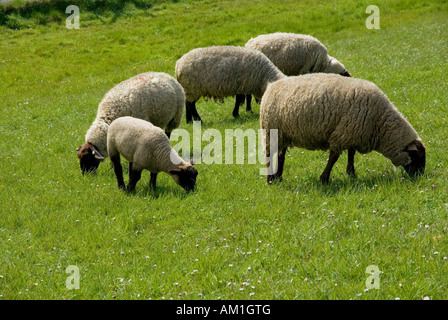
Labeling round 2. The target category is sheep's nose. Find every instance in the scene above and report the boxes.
[81,165,97,175]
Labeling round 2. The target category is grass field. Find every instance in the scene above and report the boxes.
[0,0,447,300]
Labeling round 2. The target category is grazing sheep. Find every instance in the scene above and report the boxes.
[175,45,286,122]
[239,32,351,114]
[107,116,198,192]
[76,72,185,174]
[245,33,350,77]
[260,73,426,184]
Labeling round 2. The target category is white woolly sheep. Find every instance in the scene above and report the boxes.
[260,73,426,184]
[239,32,351,111]
[245,32,350,77]
[76,72,185,174]
[175,45,286,122]
[107,116,198,192]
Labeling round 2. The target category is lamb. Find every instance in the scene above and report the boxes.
[239,32,351,112]
[260,73,426,184]
[107,116,198,192]
[175,45,286,122]
[76,72,185,175]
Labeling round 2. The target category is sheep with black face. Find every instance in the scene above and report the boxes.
[260,73,426,184]
[107,117,198,192]
[76,72,185,174]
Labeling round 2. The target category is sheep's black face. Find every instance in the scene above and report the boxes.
[403,140,426,176]
[179,166,198,191]
[340,70,351,77]
[76,143,105,175]
[170,166,198,191]
[80,155,101,174]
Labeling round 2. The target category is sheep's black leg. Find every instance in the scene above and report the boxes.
[189,100,201,122]
[127,168,142,192]
[273,147,287,181]
[266,150,274,184]
[149,172,158,190]
[165,131,171,139]
[186,101,193,123]
[266,148,277,184]
[320,150,340,184]
[233,95,245,118]
[346,147,356,176]
[111,155,125,190]
[245,94,252,112]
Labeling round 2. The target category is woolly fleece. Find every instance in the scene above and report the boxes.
[175,45,286,102]
[245,33,347,76]
[85,72,185,157]
[260,73,420,167]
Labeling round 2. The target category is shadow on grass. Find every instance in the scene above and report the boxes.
[122,181,196,200]
[269,170,426,197]
[220,110,260,126]
[196,109,260,129]
[313,174,398,196]
[102,162,195,200]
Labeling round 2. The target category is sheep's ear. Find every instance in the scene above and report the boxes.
[76,146,81,152]
[407,142,418,152]
[190,158,196,166]
[89,143,105,161]
[92,150,105,161]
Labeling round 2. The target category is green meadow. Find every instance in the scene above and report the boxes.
[0,0,447,300]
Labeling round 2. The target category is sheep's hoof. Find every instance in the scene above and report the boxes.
[126,185,136,193]
[319,176,330,185]
[347,171,357,178]
[267,175,282,184]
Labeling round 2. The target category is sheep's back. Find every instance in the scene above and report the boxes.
[96,72,183,129]
[261,73,394,152]
[107,117,170,170]
[245,33,328,76]
[175,46,284,101]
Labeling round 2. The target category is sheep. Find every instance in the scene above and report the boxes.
[175,45,286,123]
[76,72,185,175]
[239,32,351,114]
[260,73,426,184]
[245,32,350,77]
[107,116,198,192]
